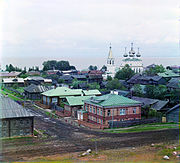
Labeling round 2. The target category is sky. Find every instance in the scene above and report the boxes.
[0,0,180,70]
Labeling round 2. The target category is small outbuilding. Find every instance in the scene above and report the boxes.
[0,95,35,137]
[166,104,179,123]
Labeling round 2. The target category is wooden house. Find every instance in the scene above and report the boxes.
[41,87,83,108]
[127,74,167,86]
[0,95,35,137]
[24,84,52,100]
[166,104,179,123]
[63,96,92,118]
[2,78,25,87]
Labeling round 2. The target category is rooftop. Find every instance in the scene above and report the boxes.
[42,87,82,97]
[131,96,168,111]
[3,78,24,83]
[158,70,180,78]
[122,58,142,62]
[65,96,92,106]
[24,84,52,93]
[83,89,101,96]
[0,95,35,119]
[85,94,141,107]
[167,78,180,89]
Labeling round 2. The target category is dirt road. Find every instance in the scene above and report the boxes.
[2,106,179,162]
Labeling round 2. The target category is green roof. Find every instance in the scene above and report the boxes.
[65,96,93,106]
[158,70,180,78]
[83,89,101,96]
[42,87,82,97]
[122,58,142,62]
[85,94,141,107]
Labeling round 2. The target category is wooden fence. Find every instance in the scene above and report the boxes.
[108,118,162,128]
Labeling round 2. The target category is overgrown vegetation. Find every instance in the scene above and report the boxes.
[115,64,135,80]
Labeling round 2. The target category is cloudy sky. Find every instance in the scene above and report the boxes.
[0,0,179,69]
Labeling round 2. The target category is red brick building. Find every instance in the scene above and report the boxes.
[78,94,141,129]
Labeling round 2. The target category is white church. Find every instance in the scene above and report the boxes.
[104,43,144,78]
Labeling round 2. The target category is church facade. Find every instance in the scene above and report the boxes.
[105,43,144,78]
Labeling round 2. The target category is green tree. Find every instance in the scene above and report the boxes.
[88,65,98,71]
[88,82,100,89]
[101,65,107,71]
[42,60,75,71]
[115,64,135,80]
[145,64,165,75]
[107,75,112,81]
[106,78,126,90]
[145,85,167,100]
[12,83,18,89]
[6,64,16,72]
[58,79,64,84]
[133,84,143,97]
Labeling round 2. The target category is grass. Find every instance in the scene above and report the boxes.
[16,87,25,93]
[1,136,33,141]
[104,123,179,133]
[1,90,24,101]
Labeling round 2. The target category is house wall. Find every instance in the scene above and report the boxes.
[64,104,82,118]
[84,103,141,125]
[0,117,34,137]
[166,108,179,123]
[25,91,41,100]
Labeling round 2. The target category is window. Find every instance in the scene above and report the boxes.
[107,110,111,116]
[101,119,103,124]
[85,105,88,111]
[97,118,99,123]
[90,106,92,112]
[100,109,103,116]
[120,109,126,115]
[93,107,96,114]
[133,108,136,114]
[97,108,99,115]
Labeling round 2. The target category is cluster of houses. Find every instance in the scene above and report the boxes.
[0,64,179,137]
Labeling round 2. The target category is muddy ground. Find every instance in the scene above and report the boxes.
[1,106,179,162]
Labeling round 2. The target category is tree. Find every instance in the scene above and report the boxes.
[58,79,64,84]
[133,84,143,97]
[88,65,94,71]
[106,78,126,90]
[145,85,167,100]
[144,64,165,75]
[107,75,112,81]
[88,65,98,71]
[115,64,135,80]
[42,60,76,71]
[43,60,57,71]
[72,79,79,89]
[35,66,39,71]
[23,67,27,73]
[6,64,16,72]
[101,65,107,72]
[12,83,18,89]
[88,82,100,89]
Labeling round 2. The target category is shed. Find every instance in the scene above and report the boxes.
[166,104,179,123]
[0,95,35,137]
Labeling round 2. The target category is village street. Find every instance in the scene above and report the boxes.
[2,105,179,162]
